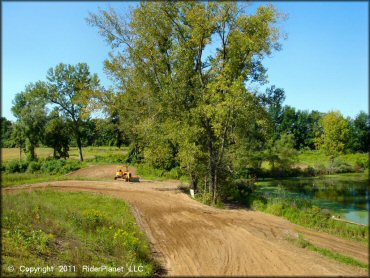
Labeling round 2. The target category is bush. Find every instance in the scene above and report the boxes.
[303,166,316,177]
[329,160,355,174]
[6,160,20,173]
[40,159,66,174]
[6,160,29,173]
[27,161,41,173]
[354,156,368,171]
[61,160,81,173]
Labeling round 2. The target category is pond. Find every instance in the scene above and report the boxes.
[255,173,369,225]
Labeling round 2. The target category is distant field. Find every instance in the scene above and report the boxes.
[297,151,368,167]
[1,147,128,162]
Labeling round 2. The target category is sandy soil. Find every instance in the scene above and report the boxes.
[4,166,368,276]
[67,164,137,179]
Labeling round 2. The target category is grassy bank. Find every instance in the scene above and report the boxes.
[250,194,368,244]
[2,190,157,277]
[297,150,368,168]
[287,234,368,269]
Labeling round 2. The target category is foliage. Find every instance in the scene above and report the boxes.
[268,133,298,170]
[315,111,350,160]
[42,63,101,161]
[0,117,13,148]
[259,85,285,141]
[2,190,156,276]
[88,2,285,204]
[43,109,71,159]
[277,107,323,150]
[348,111,370,153]
[4,159,82,175]
[5,160,29,173]
[136,163,182,180]
[251,194,368,244]
[11,82,48,160]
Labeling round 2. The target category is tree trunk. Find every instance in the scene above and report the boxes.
[77,135,84,161]
[212,169,218,205]
[29,144,36,161]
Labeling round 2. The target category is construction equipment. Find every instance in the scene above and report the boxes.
[114,165,133,181]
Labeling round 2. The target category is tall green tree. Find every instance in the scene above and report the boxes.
[43,109,70,159]
[10,122,26,160]
[315,111,350,160]
[348,111,369,153]
[0,117,13,148]
[88,2,284,203]
[259,85,285,140]
[43,63,101,161]
[269,133,298,170]
[11,82,48,160]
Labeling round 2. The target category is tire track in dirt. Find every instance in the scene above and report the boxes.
[3,166,368,276]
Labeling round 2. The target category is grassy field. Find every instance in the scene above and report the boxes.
[297,150,368,167]
[2,190,157,277]
[1,147,128,162]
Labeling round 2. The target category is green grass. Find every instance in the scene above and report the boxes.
[251,195,368,244]
[2,190,157,277]
[1,172,112,187]
[297,150,368,168]
[288,234,368,269]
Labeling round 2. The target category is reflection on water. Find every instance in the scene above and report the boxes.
[255,174,369,225]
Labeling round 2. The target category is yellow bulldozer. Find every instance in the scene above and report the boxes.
[114,165,138,182]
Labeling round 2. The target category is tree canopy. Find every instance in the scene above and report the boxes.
[42,63,101,161]
[88,2,285,203]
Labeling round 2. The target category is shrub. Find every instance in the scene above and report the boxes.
[329,160,355,174]
[314,163,328,175]
[303,166,316,177]
[27,161,41,173]
[6,160,29,173]
[6,160,20,173]
[61,160,81,173]
[40,159,66,174]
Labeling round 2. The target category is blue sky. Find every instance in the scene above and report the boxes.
[2,1,368,121]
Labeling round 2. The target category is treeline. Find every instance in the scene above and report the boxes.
[2,2,369,204]
[1,116,126,151]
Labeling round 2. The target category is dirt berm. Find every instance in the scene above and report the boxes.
[4,166,368,276]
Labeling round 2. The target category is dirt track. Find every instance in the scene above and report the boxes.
[4,165,368,276]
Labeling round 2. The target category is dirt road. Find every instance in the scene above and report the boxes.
[4,166,368,276]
